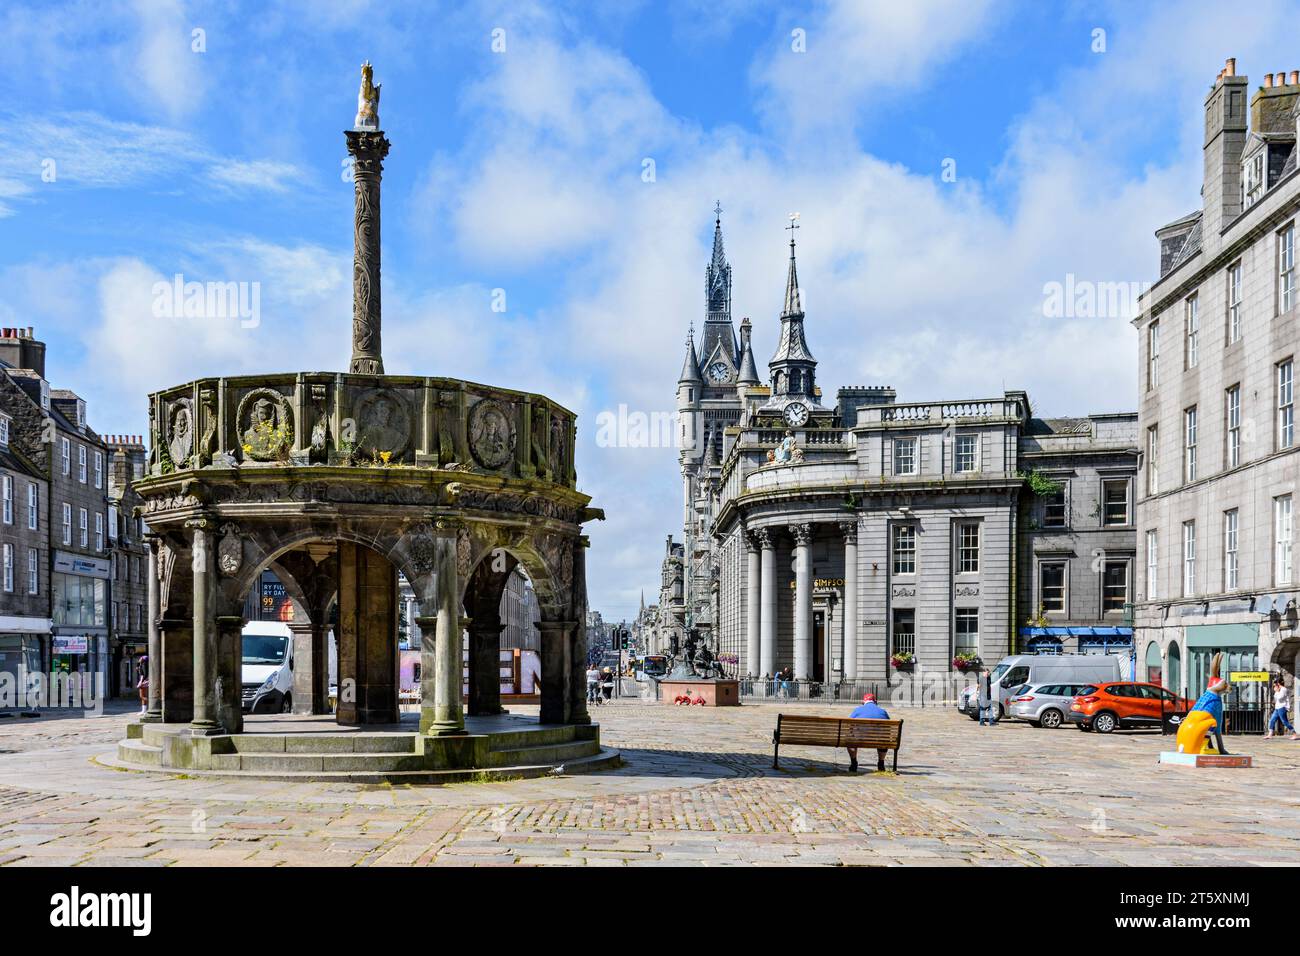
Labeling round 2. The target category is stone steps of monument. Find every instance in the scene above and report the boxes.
[222,734,420,755]
[486,739,602,767]
[101,746,621,784]
[117,739,163,767]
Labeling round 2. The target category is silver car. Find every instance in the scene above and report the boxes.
[1007,682,1091,729]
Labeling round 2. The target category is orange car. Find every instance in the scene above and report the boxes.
[1067,682,1197,734]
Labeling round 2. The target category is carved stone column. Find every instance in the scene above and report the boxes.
[841,521,858,682]
[426,525,465,735]
[758,528,776,677]
[142,536,163,722]
[537,620,575,725]
[467,619,506,716]
[344,128,391,375]
[188,520,220,734]
[568,537,591,725]
[214,614,245,733]
[289,620,330,715]
[745,531,761,678]
[791,522,813,680]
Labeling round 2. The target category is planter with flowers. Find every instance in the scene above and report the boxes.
[952,652,982,672]
[890,652,915,671]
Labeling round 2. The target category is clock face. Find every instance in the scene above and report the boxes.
[784,402,809,427]
[707,361,731,383]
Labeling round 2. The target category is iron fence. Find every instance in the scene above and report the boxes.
[737,675,976,707]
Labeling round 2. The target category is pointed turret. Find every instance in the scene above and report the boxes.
[737,317,760,385]
[699,202,739,381]
[678,328,703,384]
[768,217,819,403]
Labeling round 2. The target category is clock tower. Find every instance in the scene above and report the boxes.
[698,202,739,385]
[761,216,826,428]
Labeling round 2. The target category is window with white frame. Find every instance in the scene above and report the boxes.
[1227,260,1243,344]
[1279,359,1295,450]
[27,547,37,595]
[1184,406,1198,482]
[61,503,71,545]
[1245,150,1265,208]
[1043,486,1067,528]
[1224,509,1239,591]
[1102,479,1130,526]
[1,475,10,524]
[1147,321,1160,390]
[891,608,915,657]
[1276,495,1294,587]
[1102,560,1129,612]
[1281,223,1296,314]
[1039,563,1066,613]
[95,512,103,553]
[60,438,69,476]
[1184,294,1199,368]
[955,434,977,473]
[108,505,118,541]
[94,450,102,489]
[1146,426,1159,495]
[0,416,9,447]
[954,608,979,656]
[79,507,87,548]
[1146,530,1158,601]
[956,523,980,574]
[27,483,36,530]
[2,544,11,592]
[78,445,86,483]
[893,437,918,476]
[892,524,916,575]
[1183,520,1197,597]
[1226,384,1241,468]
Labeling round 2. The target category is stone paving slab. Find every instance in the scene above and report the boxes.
[3,700,1300,865]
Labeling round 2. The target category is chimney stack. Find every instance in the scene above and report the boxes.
[1203,58,1249,248]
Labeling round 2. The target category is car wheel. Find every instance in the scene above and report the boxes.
[1039,708,1063,729]
[1092,711,1117,734]
[281,693,293,714]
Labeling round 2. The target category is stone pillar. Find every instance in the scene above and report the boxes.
[537,620,575,725]
[427,528,465,735]
[841,521,858,681]
[159,618,192,723]
[142,537,163,722]
[289,621,330,715]
[568,538,591,725]
[214,614,244,733]
[188,521,221,734]
[467,620,505,716]
[416,614,438,731]
[791,522,813,680]
[758,529,776,677]
[344,128,391,375]
[745,531,761,678]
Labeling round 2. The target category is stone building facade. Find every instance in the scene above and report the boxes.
[671,214,1138,684]
[1133,59,1300,699]
[106,435,148,697]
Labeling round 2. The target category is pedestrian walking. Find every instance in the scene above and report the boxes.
[586,663,601,705]
[135,655,149,715]
[846,693,891,772]
[977,667,998,726]
[1265,678,1298,739]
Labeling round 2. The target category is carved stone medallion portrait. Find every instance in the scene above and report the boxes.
[236,388,294,462]
[353,388,412,457]
[468,399,516,470]
[167,400,194,468]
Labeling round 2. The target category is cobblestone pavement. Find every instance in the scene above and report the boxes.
[2,699,1300,866]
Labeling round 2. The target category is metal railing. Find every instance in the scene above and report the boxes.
[738,676,973,706]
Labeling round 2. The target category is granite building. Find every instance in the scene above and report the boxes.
[106,435,148,697]
[672,213,1138,684]
[1133,58,1300,697]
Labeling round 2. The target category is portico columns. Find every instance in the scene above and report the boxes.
[188,520,221,735]
[142,536,162,722]
[841,521,858,681]
[758,529,776,677]
[791,523,813,680]
[427,526,465,735]
[745,531,761,677]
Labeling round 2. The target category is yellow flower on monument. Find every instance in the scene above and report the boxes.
[380,451,392,464]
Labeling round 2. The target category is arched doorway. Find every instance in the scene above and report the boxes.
[1167,640,1182,697]
[1145,641,1162,685]
[462,550,543,717]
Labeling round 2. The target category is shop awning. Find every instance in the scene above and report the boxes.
[1019,626,1133,637]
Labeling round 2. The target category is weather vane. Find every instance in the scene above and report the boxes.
[786,212,800,245]
[714,199,722,220]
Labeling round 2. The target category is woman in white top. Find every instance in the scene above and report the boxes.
[1265,679,1298,739]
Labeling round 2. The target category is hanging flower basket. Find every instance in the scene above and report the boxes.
[952,653,982,672]
[890,652,915,670]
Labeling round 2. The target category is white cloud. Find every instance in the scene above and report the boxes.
[205,159,307,195]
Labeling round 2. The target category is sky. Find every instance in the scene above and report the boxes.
[2,0,1299,622]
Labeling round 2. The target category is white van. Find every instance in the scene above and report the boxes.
[241,621,294,714]
[959,654,1122,720]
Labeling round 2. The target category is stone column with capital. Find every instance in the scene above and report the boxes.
[537,620,575,724]
[841,521,859,681]
[568,537,592,724]
[745,531,761,677]
[188,520,220,734]
[344,128,391,375]
[467,619,506,716]
[214,614,245,733]
[426,526,465,735]
[758,528,776,677]
[142,537,163,722]
[791,523,813,680]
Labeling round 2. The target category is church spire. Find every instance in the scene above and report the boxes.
[705,200,732,319]
[768,215,818,402]
[781,213,803,318]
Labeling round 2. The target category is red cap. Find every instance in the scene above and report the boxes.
[862,693,876,703]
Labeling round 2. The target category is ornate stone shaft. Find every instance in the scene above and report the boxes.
[345,128,390,375]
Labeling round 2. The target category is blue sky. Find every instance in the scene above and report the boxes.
[2,0,1298,620]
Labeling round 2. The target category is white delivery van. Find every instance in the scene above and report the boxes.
[960,654,1122,720]
[241,621,294,714]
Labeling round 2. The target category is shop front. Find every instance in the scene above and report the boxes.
[0,616,49,710]
[1186,622,1263,733]
[50,551,110,695]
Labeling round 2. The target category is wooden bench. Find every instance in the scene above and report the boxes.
[772,714,904,772]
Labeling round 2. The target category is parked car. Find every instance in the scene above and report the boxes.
[1066,682,1196,734]
[958,655,1123,721]
[1007,683,1096,728]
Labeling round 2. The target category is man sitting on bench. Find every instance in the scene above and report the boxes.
[846,693,890,772]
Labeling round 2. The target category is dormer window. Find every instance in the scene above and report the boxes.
[0,415,9,447]
[1243,149,1265,209]
[75,398,86,432]
[39,381,49,410]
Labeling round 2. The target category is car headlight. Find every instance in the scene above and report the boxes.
[259,671,279,693]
